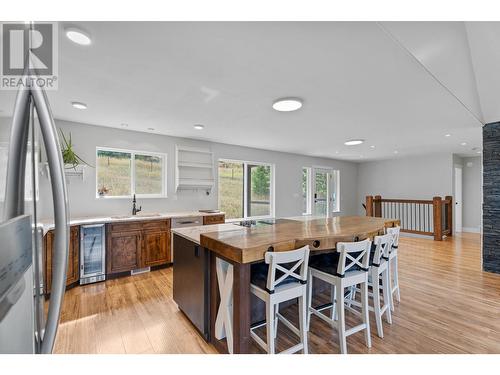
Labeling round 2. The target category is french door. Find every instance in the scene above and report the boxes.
[312,168,337,217]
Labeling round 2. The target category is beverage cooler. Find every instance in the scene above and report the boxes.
[80,224,106,285]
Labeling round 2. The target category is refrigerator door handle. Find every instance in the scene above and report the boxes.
[31,86,70,354]
[3,87,30,221]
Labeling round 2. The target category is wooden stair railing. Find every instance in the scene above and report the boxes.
[365,195,453,241]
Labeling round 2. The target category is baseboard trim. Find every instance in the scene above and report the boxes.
[462,227,481,233]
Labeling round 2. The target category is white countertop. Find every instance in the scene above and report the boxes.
[171,223,245,245]
[40,211,224,235]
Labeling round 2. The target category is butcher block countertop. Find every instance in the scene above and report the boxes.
[199,216,400,264]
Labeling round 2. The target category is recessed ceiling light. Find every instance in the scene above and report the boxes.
[344,139,364,146]
[65,27,92,45]
[194,124,205,130]
[460,142,467,146]
[394,150,399,154]
[370,145,375,149]
[71,101,87,110]
[272,98,303,112]
[476,151,481,154]
[445,134,451,137]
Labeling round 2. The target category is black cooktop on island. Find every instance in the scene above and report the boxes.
[234,218,295,227]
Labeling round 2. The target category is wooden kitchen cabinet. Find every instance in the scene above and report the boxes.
[203,214,225,225]
[143,229,171,266]
[44,226,80,293]
[106,219,172,274]
[106,228,143,274]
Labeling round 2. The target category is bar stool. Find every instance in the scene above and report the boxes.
[347,233,393,338]
[386,226,401,311]
[307,239,372,354]
[250,245,310,354]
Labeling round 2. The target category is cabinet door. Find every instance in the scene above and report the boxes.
[66,226,80,285]
[107,230,142,274]
[44,226,80,293]
[142,230,171,267]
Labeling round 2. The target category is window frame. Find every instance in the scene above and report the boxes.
[218,158,275,221]
[95,146,167,199]
[302,167,312,215]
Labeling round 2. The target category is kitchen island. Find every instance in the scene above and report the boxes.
[172,215,399,354]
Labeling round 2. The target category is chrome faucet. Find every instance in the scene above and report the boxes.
[132,194,142,215]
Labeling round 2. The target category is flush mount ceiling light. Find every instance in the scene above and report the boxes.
[445,134,451,137]
[71,101,87,110]
[460,142,467,146]
[272,98,303,112]
[65,27,92,45]
[344,139,364,146]
[194,124,205,130]
[370,145,376,149]
[476,151,482,154]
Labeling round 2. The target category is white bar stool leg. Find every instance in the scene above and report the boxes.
[266,298,275,354]
[215,258,234,353]
[382,269,392,324]
[360,279,372,348]
[387,260,395,312]
[393,257,401,303]
[274,303,279,339]
[298,294,308,354]
[371,268,384,338]
[306,270,313,331]
[335,282,347,354]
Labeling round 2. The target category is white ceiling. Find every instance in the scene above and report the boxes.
[0,21,492,161]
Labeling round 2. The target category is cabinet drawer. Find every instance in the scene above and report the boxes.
[203,214,225,225]
[109,221,142,232]
[142,219,171,231]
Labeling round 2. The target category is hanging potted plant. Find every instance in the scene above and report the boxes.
[59,129,93,170]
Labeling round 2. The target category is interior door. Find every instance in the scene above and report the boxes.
[313,168,334,217]
[455,167,463,233]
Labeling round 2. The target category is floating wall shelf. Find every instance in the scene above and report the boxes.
[175,145,214,191]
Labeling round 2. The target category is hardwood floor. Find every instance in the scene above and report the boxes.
[53,232,500,354]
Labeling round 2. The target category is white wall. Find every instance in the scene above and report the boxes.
[36,120,359,220]
[462,156,482,232]
[357,153,454,214]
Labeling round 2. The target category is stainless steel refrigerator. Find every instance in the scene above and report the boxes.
[0,78,69,352]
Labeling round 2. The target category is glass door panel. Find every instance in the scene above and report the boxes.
[247,164,271,217]
[313,170,329,216]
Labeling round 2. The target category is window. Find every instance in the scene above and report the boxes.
[218,159,274,220]
[302,167,340,216]
[96,147,166,198]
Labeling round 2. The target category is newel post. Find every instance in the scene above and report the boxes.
[433,196,443,241]
[366,196,374,216]
[445,195,453,237]
[374,195,382,217]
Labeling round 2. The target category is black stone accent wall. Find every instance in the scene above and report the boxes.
[483,121,500,273]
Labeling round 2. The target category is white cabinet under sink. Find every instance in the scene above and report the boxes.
[175,145,214,191]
